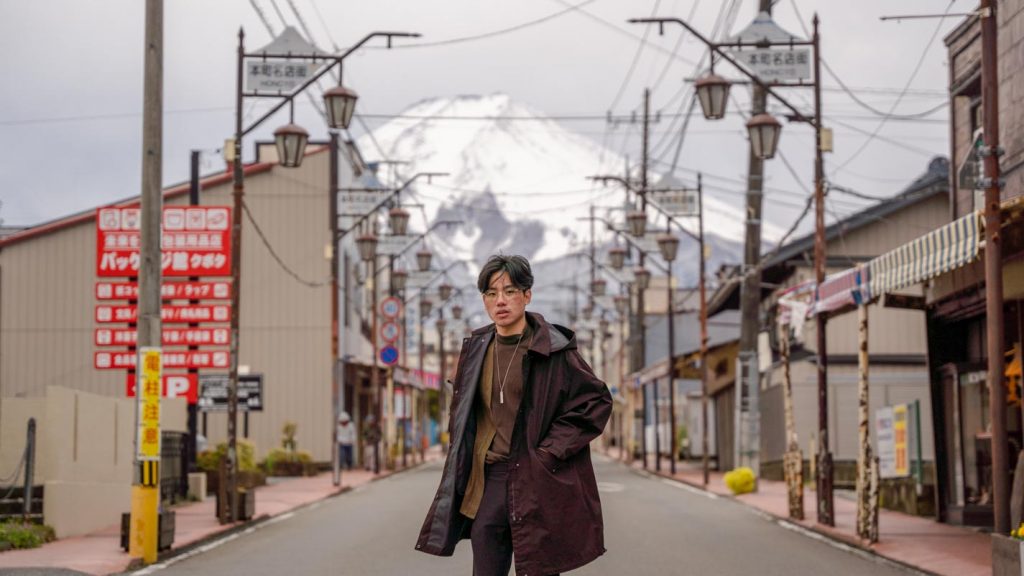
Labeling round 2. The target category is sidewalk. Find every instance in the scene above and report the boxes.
[0,447,443,575]
[601,446,990,576]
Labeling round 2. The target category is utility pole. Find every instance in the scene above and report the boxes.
[811,14,834,527]
[130,0,162,564]
[329,134,341,486]
[980,0,1009,535]
[737,0,772,481]
[638,88,651,469]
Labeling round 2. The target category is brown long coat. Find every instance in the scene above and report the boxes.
[415,312,612,575]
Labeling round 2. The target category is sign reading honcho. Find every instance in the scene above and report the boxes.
[96,206,232,277]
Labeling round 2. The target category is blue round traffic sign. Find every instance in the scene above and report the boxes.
[379,345,399,366]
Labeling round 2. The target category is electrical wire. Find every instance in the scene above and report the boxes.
[242,199,330,288]
[607,0,662,112]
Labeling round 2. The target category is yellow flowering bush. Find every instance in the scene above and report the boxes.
[724,467,757,495]
[1012,523,1024,540]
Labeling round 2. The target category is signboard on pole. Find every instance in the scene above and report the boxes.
[96,206,232,277]
[197,374,264,412]
[95,281,231,301]
[245,60,321,93]
[339,190,390,216]
[96,350,230,370]
[127,373,199,404]
[649,189,699,217]
[380,296,402,319]
[379,345,399,366]
[377,235,412,256]
[876,403,913,479]
[96,327,230,347]
[727,48,811,82]
[95,304,231,324]
[381,321,400,343]
[136,348,162,461]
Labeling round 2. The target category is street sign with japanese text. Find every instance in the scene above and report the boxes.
[96,206,232,277]
[95,350,230,370]
[95,281,231,301]
[339,190,390,216]
[377,235,413,256]
[136,348,161,461]
[95,327,230,347]
[245,60,321,94]
[95,304,231,324]
[127,373,198,404]
[649,190,699,217]
[727,48,811,82]
[197,374,264,412]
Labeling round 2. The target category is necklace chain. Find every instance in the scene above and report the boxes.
[495,331,525,405]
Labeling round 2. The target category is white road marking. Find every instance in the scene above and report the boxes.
[597,482,625,493]
[660,478,719,500]
[776,518,928,575]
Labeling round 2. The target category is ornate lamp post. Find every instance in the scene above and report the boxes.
[225,28,418,522]
[630,12,832,523]
[658,233,680,474]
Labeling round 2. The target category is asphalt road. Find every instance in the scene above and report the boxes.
[134,453,919,576]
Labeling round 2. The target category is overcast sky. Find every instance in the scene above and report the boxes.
[0,0,970,235]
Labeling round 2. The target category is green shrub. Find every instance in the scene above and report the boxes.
[196,439,257,473]
[0,521,55,549]
[724,467,757,495]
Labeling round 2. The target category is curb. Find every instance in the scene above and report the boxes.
[119,455,441,575]
[601,451,936,576]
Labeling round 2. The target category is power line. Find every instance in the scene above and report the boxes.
[242,199,330,288]
[606,0,662,111]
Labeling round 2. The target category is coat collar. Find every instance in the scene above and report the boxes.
[470,311,575,357]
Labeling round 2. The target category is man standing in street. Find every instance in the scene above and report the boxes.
[416,254,612,575]
[337,411,355,471]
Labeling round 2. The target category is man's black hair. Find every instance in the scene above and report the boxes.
[477,254,534,293]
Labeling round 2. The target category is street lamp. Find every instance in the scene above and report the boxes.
[420,298,433,318]
[633,267,651,291]
[389,207,410,236]
[694,73,731,120]
[273,123,309,168]
[438,283,453,302]
[627,211,647,238]
[591,279,607,297]
[451,304,463,320]
[657,234,680,263]
[391,269,408,293]
[608,246,627,270]
[323,85,358,130]
[356,233,378,262]
[416,249,433,272]
[746,113,782,160]
[632,10,837,524]
[582,304,594,321]
[614,295,629,316]
[226,28,420,520]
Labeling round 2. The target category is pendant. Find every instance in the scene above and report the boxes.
[500,390,505,405]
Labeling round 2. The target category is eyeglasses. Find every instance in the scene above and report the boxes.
[483,287,524,301]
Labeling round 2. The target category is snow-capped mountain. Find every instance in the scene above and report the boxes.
[357,94,779,323]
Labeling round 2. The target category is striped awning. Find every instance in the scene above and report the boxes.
[868,212,982,297]
[814,265,869,316]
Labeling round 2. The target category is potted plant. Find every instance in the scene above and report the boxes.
[993,524,1024,576]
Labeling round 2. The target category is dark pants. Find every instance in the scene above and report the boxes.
[470,462,559,576]
[337,444,353,470]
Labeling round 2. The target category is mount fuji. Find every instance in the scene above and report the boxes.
[357,94,781,322]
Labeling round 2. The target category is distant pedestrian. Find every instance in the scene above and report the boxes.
[336,412,355,471]
[364,413,382,474]
[416,254,612,576]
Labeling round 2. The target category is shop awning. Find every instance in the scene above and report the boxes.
[814,265,870,316]
[868,211,982,297]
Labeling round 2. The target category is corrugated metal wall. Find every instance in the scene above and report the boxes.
[0,147,354,463]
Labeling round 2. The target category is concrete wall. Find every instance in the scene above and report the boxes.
[0,387,186,538]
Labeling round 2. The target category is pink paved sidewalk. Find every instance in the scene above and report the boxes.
[600,446,990,576]
[0,448,442,575]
